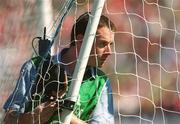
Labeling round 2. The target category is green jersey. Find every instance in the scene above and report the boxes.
[47,66,107,123]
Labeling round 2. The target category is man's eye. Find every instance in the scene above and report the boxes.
[110,42,113,46]
[98,42,106,48]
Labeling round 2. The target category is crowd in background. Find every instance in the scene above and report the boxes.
[1,0,180,123]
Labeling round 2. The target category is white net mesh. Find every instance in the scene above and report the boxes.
[1,0,180,123]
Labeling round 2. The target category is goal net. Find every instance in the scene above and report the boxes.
[1,0,180,124]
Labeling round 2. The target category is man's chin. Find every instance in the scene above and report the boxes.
[98,64,103,68]
[98,61,105,68]
[88,59,105,68]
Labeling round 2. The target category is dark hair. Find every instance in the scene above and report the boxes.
[70,12,116,46]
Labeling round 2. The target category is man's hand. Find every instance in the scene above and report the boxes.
[4,101,58,124]
[31,101,57,124]
[70,114,88,124]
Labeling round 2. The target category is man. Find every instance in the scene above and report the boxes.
[3,12,116,124]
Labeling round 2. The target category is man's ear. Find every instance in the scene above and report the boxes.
[76,34,83,48]
[76,34,83,42]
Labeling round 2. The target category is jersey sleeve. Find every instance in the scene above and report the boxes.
[3,60,37,113]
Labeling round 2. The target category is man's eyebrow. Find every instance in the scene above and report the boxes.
[95,38,108,42]
[95,34,102,37]
[95,35,107,40]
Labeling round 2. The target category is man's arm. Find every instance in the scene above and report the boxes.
[3,60,37,124]
[70,114,88,124]
[3,60,86,124]
[4,104,88,124]
[3,60,36,113]
[4,102,57,124]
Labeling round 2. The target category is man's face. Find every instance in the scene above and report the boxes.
[88,26,114,67]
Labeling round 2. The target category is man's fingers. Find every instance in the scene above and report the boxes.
[43,101,57,108]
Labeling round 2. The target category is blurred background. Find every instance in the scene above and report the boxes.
[1,0,180,123]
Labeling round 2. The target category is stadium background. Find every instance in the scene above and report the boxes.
[1,0,180,123]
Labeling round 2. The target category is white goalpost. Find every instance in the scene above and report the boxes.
[60,0,106,123]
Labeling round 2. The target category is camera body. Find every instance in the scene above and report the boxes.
[32,60,67,102]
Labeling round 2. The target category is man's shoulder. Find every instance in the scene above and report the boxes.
[31,56,42,68]
[19,56,43,72]
[31,55,52,68]
[92,67,107,79]
[96,67,106,76]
